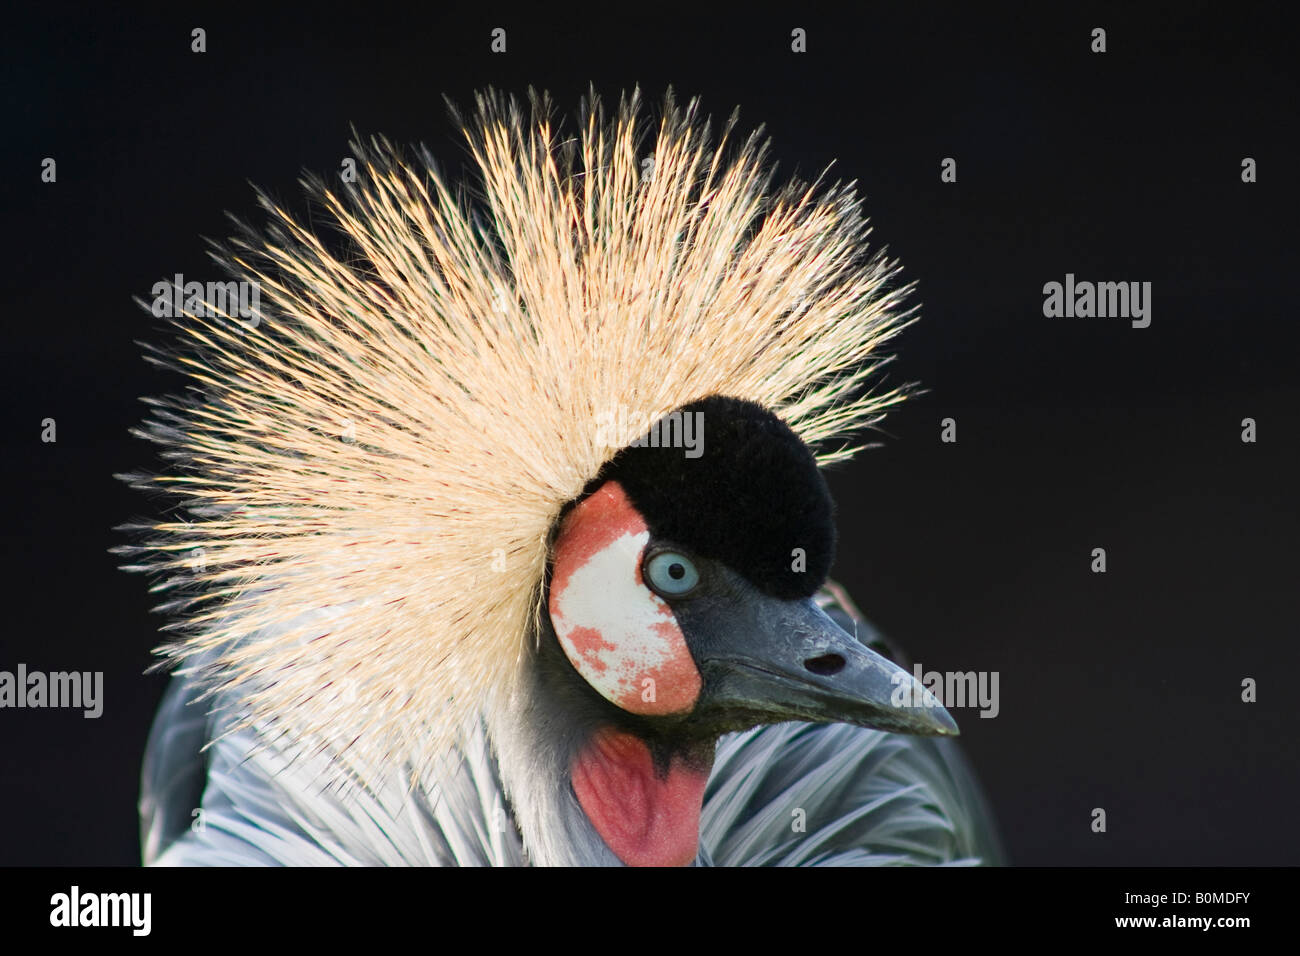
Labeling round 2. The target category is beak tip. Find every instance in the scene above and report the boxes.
[935,706,960,736]
[909,702,959,737]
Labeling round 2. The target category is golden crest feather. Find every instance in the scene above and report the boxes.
[119,86,916,777]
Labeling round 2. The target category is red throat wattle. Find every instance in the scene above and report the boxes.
[571,728,713,867]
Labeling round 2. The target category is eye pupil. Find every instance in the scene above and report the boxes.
[668,563,685,580]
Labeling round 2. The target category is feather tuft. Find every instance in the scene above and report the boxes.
[122,86,916,781]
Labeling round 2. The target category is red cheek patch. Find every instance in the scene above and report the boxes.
[564,627,613,673]
[550,481,701,715]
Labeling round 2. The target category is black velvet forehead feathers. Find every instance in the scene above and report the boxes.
[590,395,836,599]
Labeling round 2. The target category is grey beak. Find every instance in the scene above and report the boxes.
[683,584,957,737]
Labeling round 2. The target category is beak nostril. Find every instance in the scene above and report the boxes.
[803,653,845,676]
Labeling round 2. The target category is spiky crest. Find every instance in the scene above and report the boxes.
[117,86,916,781]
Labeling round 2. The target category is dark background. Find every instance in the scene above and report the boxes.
[2,3,1295,866]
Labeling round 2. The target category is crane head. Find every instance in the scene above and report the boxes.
[544,394,955,865]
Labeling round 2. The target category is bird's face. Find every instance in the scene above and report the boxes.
[544,395,954,866]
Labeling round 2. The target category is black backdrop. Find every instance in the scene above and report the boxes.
[2,3,1295,866]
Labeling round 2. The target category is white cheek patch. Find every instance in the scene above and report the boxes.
[549,483,701,715]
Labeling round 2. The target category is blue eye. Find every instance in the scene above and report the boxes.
[644,551,699,597]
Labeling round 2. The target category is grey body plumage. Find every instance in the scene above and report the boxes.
[142,588,1001,867]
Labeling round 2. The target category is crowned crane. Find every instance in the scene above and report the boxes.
[120,88,1002,867]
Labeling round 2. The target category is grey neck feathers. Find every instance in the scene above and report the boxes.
[483,620,625,867]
